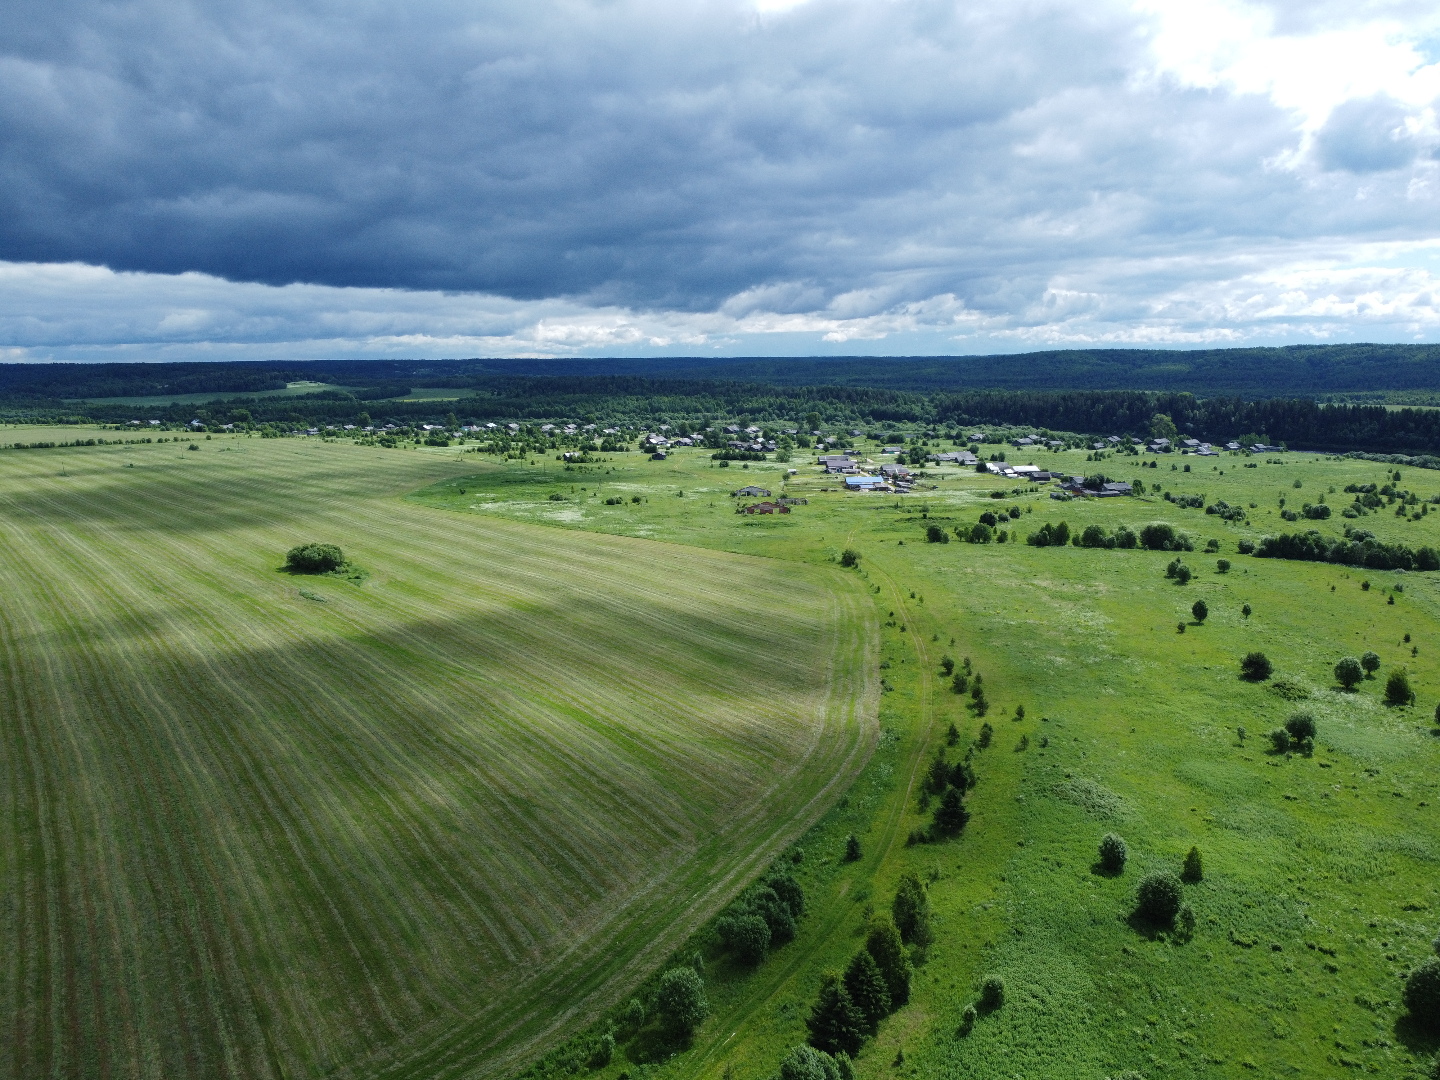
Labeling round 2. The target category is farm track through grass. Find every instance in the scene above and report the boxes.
[0,434,877,1080]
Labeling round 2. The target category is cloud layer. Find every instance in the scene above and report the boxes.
[1,0,1438,358]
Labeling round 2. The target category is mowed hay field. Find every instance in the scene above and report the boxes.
[0,432,876,1079]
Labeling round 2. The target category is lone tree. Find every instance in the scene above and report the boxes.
[1240,652,1273,681]
[1135,872,1185,926]
[1386,667,1415,706]
[1192,599,1208,623]
[1335,656,1364,690]
[285,543,344,573]
[932,787,970,838]
[843,949,892,1033]
[1098,833,1128,875]
[1403,957,1440,1033]
[979,975,1006,1012]
[839,549,860,568]
[1181,846,1203,883]
[1361,651,1381,678]
[864,916,911,1007]
[892,873,932,946]
[655,966,709,1038]
[806,973,864,1057]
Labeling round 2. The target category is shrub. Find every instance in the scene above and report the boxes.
[589,1033,615,1067]
[1285,711,1317,742]
[1135,872,1184,925]
[1403,957,1440,1032]
[1192,599,1208,623]
[1237,538,1256,554]
[621,997,645,1030]
[1175,564,1192,584]
[951,672,968,694]
[1334,656,1363,690]
[839,549,860,568]
[892,873,931,945]
[1240,652,1273,681]
[1242,603,1252,618]
[1027,521,1069,547]
[285,543,344,573]
[1079,524,1108,548]
[940,655,955,675]
[718,912,771,965]
[1115,525,1137,549]
[979,975,1006,1011]
[978,511,999,528]
[1269,728,1291,754]
[655,966,709,1038]
[1176,903,1196,940]
[977,722,993,748]
[1217,558,1230,573]
[957,1004,978,1036]
[968,523,993,544]
[780,1044,844,1080]
[1386,667,1415,706]
[1181,846,1203,883]
[1099,833,1128,875]
[845,833,862,862]
[925,524,949,544]
[1361,650,1381,677]
[1140,522,1193,551]
[865,916,911,1006]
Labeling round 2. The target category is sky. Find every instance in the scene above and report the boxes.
[2,0,1439,362]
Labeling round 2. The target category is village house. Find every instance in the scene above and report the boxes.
[733,485,772,498]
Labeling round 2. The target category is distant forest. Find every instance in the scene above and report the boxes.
[8,344,1440,454]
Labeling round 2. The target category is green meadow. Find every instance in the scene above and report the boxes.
[3,427,1439,1079]
[414,440,1440,1079]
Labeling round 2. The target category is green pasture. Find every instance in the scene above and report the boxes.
[6,428,1440,1080]
[0,429,875,1080]
[417,443,1440,1079]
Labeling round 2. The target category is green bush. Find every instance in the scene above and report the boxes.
[925,524,949,544]
[843,949,892,1032]
[1192,599,1208,623]
[864,916,911,1006]
[719,912,771,965]
[1135,872,1184,925]
[1240,652,1273,681]
[588,1033,615,1067]
[977,722,993,748]
[285,543,344,573]
[1217,558,1230,572]
[1269,728,1291,754]
[979,975,1005,1011]
[1403,957,1440,1032]
[1099,833,1128,875]
[892,873,931,945]
[779,1043,844,1080]
[839,549,860,568]
[655,966,709,1038]
[1177,902,1196,940]
[1361,650,1381,677]
[1386,667,1415,706]
[931,787,969,838]
[957,1003,978,1036]
[844,833,861,862]
[1335,656,1363,690]
[1285,711,1317,742]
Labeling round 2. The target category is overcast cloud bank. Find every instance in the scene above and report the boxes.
[2,0,1438,360]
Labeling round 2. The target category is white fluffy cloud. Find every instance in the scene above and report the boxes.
[0,0,1437,359]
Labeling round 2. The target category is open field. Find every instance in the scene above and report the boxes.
[0,430,876,1079]
[415,443,1440,1079]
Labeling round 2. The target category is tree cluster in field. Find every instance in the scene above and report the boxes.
[284,543,345,574]
[1268,710,1317,755]
[945,656,990,718]
[1097,833,1203,938]
[1331,653,1416,704]
[803,879,923,1060]
[715,871,806,966]
[1253,527,1440,571]
[1204,499,1248,522]
[1026,520,1194,552]
[910,743,974,845]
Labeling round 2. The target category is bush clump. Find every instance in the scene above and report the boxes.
[655,966,709,1038]
[1335,656,1363,690]
[1403,957,1440,1032]
[1140,522,1194,551]
[979,975,1006,1012]
[1386,667,1415,706]
[1240,652,1273,681]
[779,1044,848,1080]
[285,543,345,573]
[1098,833,1128,875]
[839,549,860,568]
[1285,711,1317,748]
[1135,871,1185,926]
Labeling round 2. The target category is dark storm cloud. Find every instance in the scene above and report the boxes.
[0,0,1437,333]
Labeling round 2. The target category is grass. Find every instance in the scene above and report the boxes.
[8,429,1440,1079]
[414,442,1440,1079]
[0,430,875,1079]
